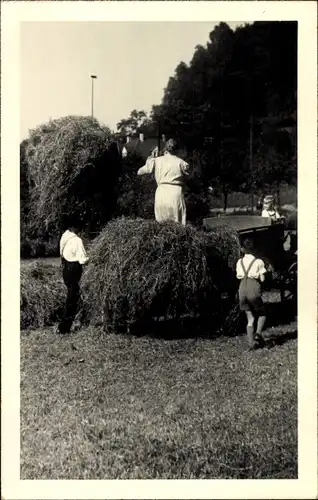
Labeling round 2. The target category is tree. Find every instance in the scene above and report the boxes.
[207,136,248,211]
[252,129,296,204]
[116,21,297,218]
[116,109,148,137]
[152,21,297,209]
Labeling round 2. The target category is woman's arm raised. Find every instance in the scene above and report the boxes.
[137,158,155,176]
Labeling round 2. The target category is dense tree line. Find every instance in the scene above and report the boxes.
[119,21,297,210]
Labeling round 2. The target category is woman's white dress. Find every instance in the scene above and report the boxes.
[137,153,190,225]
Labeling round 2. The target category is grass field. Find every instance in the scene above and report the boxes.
[21,256,61,267]
[210,185,297,210]
[21,290,297,479]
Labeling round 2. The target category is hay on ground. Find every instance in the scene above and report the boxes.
[21,262,65,330]
[81,218,241,335]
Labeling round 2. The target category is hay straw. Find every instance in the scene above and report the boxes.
[21,261,65,330]
[23,115,119,238]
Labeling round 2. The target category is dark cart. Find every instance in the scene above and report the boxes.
[203,215,297,303]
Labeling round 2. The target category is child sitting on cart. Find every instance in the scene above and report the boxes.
[236,237,267,350]
[261,195,284,223]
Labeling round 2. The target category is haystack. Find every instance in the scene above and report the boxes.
[81,218,241,335]
[22,115,121,240]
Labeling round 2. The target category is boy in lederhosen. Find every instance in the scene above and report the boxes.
[57,216,89,334]
[236,238,267,350]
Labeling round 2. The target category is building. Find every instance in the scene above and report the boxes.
[121,133,167,161]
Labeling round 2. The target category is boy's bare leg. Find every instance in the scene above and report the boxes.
[245,311,255,347]
[254,315,266,347]
[256,315,266,336]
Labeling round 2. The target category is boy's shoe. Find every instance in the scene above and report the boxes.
[254,334,265,348]
[247,342,259,352]
[246,335,265,351]
[71,322,81,333]
[55,324,70,335]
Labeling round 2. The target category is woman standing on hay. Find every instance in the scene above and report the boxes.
[137,138,190,225]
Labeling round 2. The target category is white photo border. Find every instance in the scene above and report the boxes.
[1,1,317,499]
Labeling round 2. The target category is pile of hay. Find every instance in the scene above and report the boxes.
[22,115,121,240]
[82,218,241,335]
[21,262,65,330]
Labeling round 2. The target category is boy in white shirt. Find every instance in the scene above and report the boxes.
[236,238,267,350]
[57,216,89,334]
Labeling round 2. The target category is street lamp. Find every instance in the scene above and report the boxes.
[90,74,97,117]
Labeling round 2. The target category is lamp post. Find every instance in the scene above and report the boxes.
[90,74,97,117]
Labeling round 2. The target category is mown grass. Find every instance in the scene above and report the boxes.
[21,312,297,479]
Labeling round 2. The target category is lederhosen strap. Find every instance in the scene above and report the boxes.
[240,257,257,281]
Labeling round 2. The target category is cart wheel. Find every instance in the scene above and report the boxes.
[281,261,297,302]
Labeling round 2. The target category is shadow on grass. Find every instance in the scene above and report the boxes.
[80,291,297,344]
[103,296,297,342]
[266,300,297,328]
[265,329,298,349]
[119,316,224,341]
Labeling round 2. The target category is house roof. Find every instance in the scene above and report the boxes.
[123,137,166,160]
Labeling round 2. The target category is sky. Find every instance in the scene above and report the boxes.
[20,21,243,140]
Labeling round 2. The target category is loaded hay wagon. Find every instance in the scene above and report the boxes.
[203,214,297,304]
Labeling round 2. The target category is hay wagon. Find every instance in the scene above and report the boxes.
[203,214,297,303]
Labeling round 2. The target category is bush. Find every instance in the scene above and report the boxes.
[184,182,211,226]
[21,240,32,259]
[20,235,59,259]
[21,115,121,241]
[21,262,65,330]
[116,153,156,219]
[81,218,241,335]
[183,150,212,225]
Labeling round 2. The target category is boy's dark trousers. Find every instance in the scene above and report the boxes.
[58,258,83,334]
